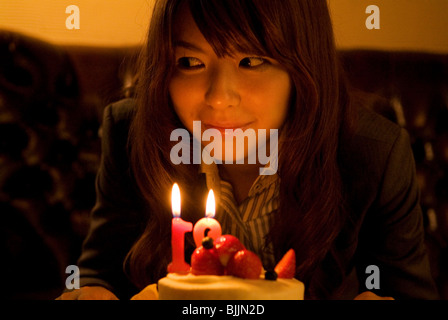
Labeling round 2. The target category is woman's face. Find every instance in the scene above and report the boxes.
[169,8,292,162]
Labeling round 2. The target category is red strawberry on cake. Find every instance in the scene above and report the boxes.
[274,249,296,278]
[191,235,224,276]
[214,235,246,267]
[226,249,263,279]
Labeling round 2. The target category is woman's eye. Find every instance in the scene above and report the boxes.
[177,57,204,70]
[239,57,268,69]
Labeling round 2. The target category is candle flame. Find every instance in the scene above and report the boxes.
[172,183,181,217]
[206,189,215,218]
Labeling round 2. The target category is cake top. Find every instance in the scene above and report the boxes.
[159,272,305,300]
[188,232,296,281]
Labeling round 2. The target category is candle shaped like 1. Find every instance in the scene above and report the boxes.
[168,183,192,274]
[193,189,222,247]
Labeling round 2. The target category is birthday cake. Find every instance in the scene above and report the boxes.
[157,234,304,300]
[158,273,304,300]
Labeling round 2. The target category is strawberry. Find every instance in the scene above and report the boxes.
[226,250,262,279]
[274,249,296,278]
[191,241,224,276]
[214,235,246,267]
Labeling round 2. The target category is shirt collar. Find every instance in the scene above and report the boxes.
[200,161,279,201]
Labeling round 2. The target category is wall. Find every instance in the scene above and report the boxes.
[0,0,447,52]
[328,0,448,53]
[0,0,153,47]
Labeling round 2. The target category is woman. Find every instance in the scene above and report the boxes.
[58,0,438,299]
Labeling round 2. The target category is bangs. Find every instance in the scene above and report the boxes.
[186,0,272,57]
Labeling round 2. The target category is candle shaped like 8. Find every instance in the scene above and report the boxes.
[193,189,222,247]
[168,183,193,274]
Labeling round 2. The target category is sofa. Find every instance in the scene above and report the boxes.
[0,30,446,299]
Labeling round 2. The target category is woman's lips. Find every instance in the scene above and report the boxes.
[203,122,254,135]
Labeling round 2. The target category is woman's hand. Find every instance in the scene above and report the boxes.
[56,286,119,300]
[354,291,394,300]
[131,284,159,300]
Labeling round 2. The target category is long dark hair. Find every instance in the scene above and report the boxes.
[125,0,354,298]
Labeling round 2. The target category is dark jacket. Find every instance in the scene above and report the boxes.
[76,98,439,300]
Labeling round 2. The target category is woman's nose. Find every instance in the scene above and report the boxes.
[205,65,240,109]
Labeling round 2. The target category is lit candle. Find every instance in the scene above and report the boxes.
[193,189,222,247]
[167,183,193,274]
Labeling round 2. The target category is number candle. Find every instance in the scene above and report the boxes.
[168,183,193,274]
[193,189,222,247]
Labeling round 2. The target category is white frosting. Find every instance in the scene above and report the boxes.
[158,273,304,300]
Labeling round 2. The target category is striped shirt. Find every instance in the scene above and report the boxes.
[201,163,279,269]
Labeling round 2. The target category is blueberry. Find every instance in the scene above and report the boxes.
[265,270,278,281]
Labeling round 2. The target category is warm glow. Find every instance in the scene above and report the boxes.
[172,183,181,217]
[0,0,447,52]
[0,0,154,47]
[206,189,215,218]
